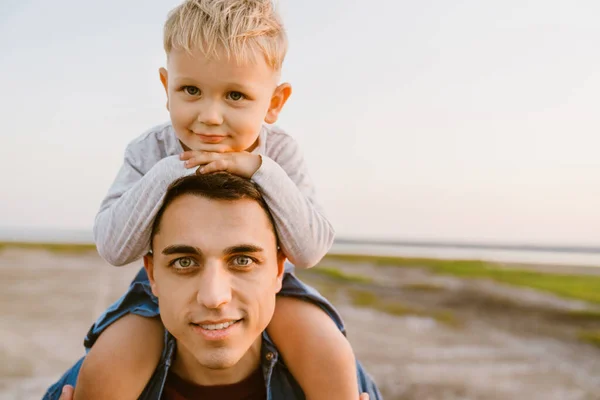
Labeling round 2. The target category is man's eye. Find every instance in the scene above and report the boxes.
[172,257,197,269]
[227,91,245,101]
[231,256,253,267]
[183,86,201,96]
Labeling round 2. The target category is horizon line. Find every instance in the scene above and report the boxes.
[0,227,599,255]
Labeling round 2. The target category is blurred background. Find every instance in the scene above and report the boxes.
[1,0,600,399]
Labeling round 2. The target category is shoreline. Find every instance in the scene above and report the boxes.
[2,240,599,267]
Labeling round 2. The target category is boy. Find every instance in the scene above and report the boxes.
[75,0,361,399]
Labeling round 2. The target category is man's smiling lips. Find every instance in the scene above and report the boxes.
[190,318,242,341]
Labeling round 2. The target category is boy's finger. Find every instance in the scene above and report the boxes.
[180,151,195,160]
[184,152,224,168]
[183,158,205,169]
[59,385,74,400]
[197,160,229,174]
[180,142,229,161]
[180,150,215,160]
[359,394,370,400]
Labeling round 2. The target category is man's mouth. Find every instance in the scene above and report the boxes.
[193,319,241,331]
[190,318,242,340]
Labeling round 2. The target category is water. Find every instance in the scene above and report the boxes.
[330,242,600,267]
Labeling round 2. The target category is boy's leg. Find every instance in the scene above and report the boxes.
[74,314,164,400]
[266,271,359,400]
[72,267,164,400]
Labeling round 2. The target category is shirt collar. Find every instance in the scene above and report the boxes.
[163,330,280,378]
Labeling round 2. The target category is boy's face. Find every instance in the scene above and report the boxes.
[160,48,291,152]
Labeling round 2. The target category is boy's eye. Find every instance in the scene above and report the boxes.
[231,255,254,268]
[227,91,245,101]
[171,257,198,269]
[183,86,201,96]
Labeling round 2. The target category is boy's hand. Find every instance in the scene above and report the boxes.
[58,385,74,400]
[180,151,262,179]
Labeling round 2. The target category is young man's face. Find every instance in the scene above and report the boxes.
[144,194,285,384]
[160,48,291,152]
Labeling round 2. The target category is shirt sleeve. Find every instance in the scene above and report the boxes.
[251,134,335,268]
[93,145,195,266]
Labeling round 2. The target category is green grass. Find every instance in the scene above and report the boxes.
[324,254,428,267]
[0,241,97,254]
[565,310,600,323]
[578,330,600,348]
[308,266,373,284]
[349,289,378,307]
[348,289,459,327]
[323,254,600,304]
[403,283,446,292]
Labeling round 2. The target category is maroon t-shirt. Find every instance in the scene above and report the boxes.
[161,367,266,400]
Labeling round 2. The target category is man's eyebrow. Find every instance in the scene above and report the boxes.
[161,245,203,256]
[223,244,264,255]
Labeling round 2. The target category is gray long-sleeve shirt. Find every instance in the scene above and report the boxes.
[93,122,334,268]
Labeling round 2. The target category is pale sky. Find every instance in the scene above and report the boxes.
[1,0,599,245]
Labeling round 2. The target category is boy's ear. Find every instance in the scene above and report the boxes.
[264,83,292,124]
[143,254,159,297]
[159,67,170,111]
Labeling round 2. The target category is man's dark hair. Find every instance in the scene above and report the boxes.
[150,172,277,250]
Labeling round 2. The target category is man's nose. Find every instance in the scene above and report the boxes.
[196,262,232,309]
[196,99,223,126]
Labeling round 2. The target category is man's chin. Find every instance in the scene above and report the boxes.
[189,335,262,372]
[195,348,242,370]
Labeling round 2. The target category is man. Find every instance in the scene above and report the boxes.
[46,173,381,399]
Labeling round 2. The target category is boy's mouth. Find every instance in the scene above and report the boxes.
[196,133,227,144]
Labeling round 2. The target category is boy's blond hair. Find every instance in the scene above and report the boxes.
[164,0,287,69]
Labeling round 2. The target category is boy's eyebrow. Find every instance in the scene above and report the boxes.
[224,81,256,91]
[162,245,203,256]
[172,76,258,92]
[223,244,264,255]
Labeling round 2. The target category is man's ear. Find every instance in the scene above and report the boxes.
[274,248,287,293]
[159,67,170,111]
[264,83,292,124]
[143,254,159,297]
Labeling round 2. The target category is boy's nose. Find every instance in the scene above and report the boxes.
[196,101,223,126]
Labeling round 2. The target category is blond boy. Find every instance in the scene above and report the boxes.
[72,1,362,399]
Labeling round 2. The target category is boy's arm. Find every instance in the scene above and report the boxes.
[252,134,335,268]
[94,146,194,266]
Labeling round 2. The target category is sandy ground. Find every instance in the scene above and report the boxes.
[2,248,600,400]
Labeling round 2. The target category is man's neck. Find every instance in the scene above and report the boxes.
[171,337,262,386]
